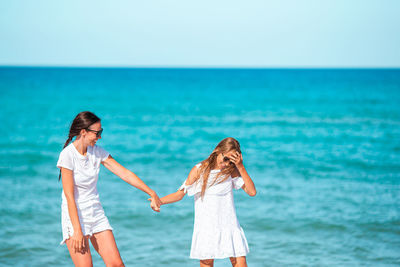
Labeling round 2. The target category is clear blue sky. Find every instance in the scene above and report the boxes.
[1,0,399,68]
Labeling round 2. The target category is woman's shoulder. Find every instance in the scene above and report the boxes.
[88,144,107,153]
[90,144,110,161]
[57,144,75,170]
[59,143,74,156]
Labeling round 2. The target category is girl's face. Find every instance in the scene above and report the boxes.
[216,150,236,170]
[83,121,102,147]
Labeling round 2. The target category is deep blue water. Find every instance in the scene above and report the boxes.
[0,67,399,266]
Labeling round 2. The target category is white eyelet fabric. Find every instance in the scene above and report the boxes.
[179,165,249,259]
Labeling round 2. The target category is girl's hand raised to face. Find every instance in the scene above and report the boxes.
[229,151,243,167]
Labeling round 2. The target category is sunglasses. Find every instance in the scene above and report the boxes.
[86,128,103,137]
[222,153,234,164]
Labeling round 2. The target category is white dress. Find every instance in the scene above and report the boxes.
[179,164,249,260]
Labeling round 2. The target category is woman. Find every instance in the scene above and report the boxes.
[57,111,161,266]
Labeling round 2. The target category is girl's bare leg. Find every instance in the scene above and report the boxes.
[66,236,93,267]
[90,230,124,267]
[230,256,248,267]
[200,259,214,267]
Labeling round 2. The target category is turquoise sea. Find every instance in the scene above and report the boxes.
[0,67,399,266]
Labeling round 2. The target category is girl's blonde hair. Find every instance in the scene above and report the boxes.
[196,137,241,197]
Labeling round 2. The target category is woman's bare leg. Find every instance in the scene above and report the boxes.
[66,236,93,267]
[230,256,248,267]
[90,230,124,267]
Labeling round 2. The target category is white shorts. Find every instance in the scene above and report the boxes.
[60,199,113,245]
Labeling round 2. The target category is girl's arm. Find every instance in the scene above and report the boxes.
[159,165,199,205]
[102,155,162,212]
[159,190,186,205]
[61,168,86,252]
[230,152,257,197]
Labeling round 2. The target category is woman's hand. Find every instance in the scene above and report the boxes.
[71,229,86,253]
[229,151,243,168]
[148,192,162,212]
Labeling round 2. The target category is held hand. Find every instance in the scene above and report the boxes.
[229,151,243,167]
[148,192,162,212]
[71,229,86,254]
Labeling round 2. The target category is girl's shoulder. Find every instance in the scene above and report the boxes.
[231,167,241,178]
[185,163,203,186]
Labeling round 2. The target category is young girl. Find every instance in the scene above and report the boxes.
[159,137,256,267]
[57,111,162,266]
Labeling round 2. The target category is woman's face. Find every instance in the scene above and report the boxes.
[84,121,102,147]
[216,150,236,170]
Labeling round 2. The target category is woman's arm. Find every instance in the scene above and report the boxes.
[159,165,199,205]
[61,168,86,252]
[102,155,162,212]
[230,152,257,197]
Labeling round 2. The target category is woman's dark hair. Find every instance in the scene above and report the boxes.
[58,111,101,180]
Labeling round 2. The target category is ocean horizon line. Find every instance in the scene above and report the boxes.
[1,65,400,70]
